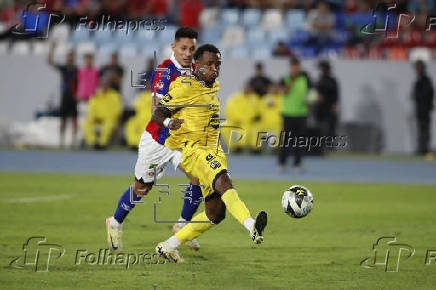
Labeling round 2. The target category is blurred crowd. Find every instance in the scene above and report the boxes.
[222,58,340,170]
[1,0,436,59]
[47,44,157,150]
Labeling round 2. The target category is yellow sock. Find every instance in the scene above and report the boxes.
[175,211,214,243]
[221,188,251,225]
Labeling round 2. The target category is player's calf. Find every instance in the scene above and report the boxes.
[107,181,152,251]
[214,172,268,244]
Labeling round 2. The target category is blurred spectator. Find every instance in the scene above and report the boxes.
[305,0,336,54]
[180,0,204,28]
[47,42,78,147]
[278,58,309,171]
[1,0,24,29]
[82,76,122,149]
[147,0,169,16]
[128,0,150,20]
[100,52,124,93]
[302,0,315,12]
[258,82,282,146]
[408,0,435,14]
[137,58,155,91]
[249,62,271,97]
[125,90,152,148]
[125,58,155,148]
[224,83,261,153]
[344,0,358,13]
[314,60,339,139]
[53,0,100,25]
[412,60,434,155]
[345,0,372,48]
[283,0,299,10]
[227,0,250,9]
[100,0,128,20]
[272,41,294,57]
[77,53,99,101]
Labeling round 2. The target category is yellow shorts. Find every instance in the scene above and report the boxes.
[181,145,228,199]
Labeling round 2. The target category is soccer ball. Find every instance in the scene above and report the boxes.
[282,185,314,218]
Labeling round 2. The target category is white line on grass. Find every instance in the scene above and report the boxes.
[5,194,71,203]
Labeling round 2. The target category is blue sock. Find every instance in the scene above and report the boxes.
[180,183,203,221]
[113,185,142,224]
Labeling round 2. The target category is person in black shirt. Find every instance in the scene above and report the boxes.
[412,60,434,155]
[249,62,271,98]
[315,60,339,138]
[100,52,124,93]
[48,43,78,147]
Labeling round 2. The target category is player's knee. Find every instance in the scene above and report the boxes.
[133,180,152,196]
[205,196,226,224]
[207,211,226,224]
[214,172,233,194]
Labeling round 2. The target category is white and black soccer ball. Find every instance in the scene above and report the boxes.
[282,185,314,218]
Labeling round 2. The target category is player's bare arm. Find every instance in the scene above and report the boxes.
[151,106,184,130]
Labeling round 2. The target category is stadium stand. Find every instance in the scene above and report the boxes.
[0,1,435,60]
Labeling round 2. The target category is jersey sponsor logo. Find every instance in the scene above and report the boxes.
[205,154,215,161]
[149,163,158,169]
[163,94,172,102]
[209,113,220,129]
[210,160,221,170]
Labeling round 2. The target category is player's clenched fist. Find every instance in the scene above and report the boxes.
[168,118,184,130]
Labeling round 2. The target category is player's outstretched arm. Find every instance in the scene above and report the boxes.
[151,106,184,130]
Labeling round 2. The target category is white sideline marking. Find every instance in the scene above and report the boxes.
[5,194,71,203]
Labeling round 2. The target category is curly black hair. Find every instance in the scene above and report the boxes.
[194,44,221,60]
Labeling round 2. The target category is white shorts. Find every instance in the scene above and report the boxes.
[134,131,182,184]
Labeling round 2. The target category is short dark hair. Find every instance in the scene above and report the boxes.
[290,57,300,66]
[194,44,221,60]
[318,60,330,72]
[175,27,198,41]
[415,59,425,68]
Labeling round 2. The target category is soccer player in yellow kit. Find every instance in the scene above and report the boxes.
[151,44,268,263]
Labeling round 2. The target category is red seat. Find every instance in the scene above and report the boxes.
[387,47,408,60]
[368,47,384,59]
[343,47,362,59]
[402,30,424,48]
[425,30,436,48]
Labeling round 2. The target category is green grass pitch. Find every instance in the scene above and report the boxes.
[1,172,436,289]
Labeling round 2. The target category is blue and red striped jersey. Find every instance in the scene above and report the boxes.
[145,57,191,145]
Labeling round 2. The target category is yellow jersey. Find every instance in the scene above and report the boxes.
[162,76,221,151]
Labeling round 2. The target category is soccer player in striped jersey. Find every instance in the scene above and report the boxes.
[106,27,203,251]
